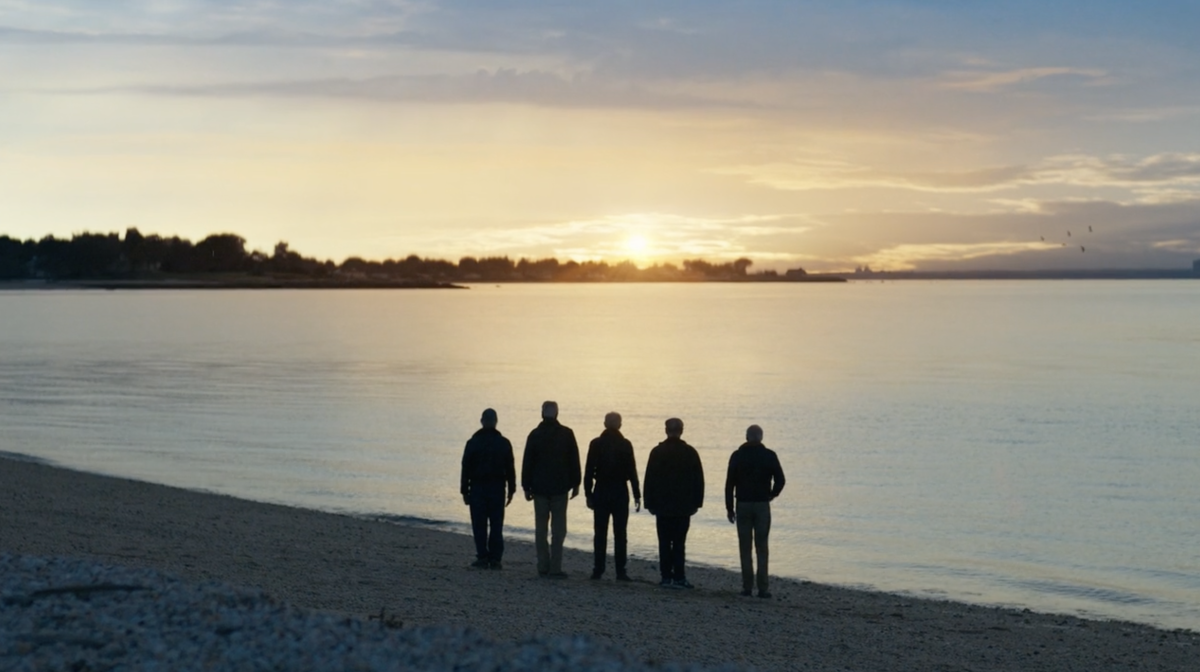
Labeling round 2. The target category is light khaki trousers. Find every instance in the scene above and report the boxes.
[736,500,771,594]
[533,493,569,574]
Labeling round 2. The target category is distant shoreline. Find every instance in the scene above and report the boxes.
[0,276,847,289]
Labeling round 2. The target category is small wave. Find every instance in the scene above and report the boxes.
[372,513,459,528]
[1009,577,1156,606]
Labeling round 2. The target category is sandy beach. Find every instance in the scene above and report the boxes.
[1,456,1195,671]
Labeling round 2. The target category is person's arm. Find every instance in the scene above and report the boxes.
[521,434,534,500]
[693,448,705,511]
[461,441,473,505]
[583,440,597,498]
[725,452,737,523]
[626,441,641,509]
[642,450,657,514]
[770,452,786,500]
[567,428,581,499]
[504,439,517,506]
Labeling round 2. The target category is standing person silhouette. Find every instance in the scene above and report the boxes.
[521,401,581,578]
[584,411,641,581]
[724,424,785,597]
[460,408,516,569]
[643,417,704,589]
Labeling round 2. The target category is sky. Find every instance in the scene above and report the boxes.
[2,1,1200,271]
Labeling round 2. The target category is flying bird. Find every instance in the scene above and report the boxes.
[1081,246,1086,252]
[1040,236,1045,241]
[1089,226,1093,232]
[1067,230,1072,237]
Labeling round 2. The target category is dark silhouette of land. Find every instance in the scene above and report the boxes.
[0,228,842,287]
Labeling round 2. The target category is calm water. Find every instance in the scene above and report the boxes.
[2,283,1198,629]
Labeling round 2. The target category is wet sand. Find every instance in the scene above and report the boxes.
[1,456,1195,671]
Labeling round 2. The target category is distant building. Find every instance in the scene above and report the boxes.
[1194,259,1200,275]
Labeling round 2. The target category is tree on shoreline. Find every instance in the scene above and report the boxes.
[0,229,805,282]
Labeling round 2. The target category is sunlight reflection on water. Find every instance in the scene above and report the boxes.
[1,282,1198,629]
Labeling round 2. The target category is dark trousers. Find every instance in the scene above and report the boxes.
[592,500,630,575]
[655,514,691,581]
[736,500,771,594]
[469,482,506,562]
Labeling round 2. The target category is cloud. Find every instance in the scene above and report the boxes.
[817,198,1200,271]
[936,66,1109,92]
[854,241,1053,270]
[718,153,1200,194]
[52,69,751,109]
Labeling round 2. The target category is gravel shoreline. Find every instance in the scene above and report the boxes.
[2,457,1197,671]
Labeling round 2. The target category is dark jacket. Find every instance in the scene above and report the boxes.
[584,428,641,507]
[643,437,704,517]
[460,427,516,497]
[521,419,581,497]
[724,441,785,512]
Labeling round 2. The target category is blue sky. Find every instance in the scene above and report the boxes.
[2,1,1199,270]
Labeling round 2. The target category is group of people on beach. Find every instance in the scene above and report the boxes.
[459,401,786,597]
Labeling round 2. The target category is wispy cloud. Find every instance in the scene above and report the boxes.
[936,66,1109,92]
[718,153,1200,194]
[854,241,1054,271]
[48,69,752,109]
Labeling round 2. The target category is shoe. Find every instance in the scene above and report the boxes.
[758,592,772,599]
[673,579,694,589]
[740,590,752,597]
[538,571,549,578]
[470,558,490,569]
[547,571,569,580]
[616,573,632,582]
[489,561,502,570]
[659,578,675,588]
[590,571,603,580]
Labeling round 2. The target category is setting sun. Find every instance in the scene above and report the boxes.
[624,234,649,257]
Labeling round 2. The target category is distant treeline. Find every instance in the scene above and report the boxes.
[0,229,811,283]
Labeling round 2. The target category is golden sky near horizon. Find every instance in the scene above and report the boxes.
[2,1,1200,271]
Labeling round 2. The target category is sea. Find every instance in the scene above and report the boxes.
[1,282,1197,630]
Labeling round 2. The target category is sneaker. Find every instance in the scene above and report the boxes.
[757,592,772,599]
[547,571,569,580]
[673,579,694,589]
[470,559,490,569]
[616,573,632,582]
[740,589,752,597]
[590,571,603,580]
[659,578,675,588]
[489,561,502,570]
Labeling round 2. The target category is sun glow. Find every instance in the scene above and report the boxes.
[624,234,649,257]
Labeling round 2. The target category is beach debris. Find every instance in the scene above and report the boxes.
[369,606,405,630]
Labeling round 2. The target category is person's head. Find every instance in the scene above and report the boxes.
[665,417,684,438]
[604,411,622,431]
[480,408,498,429]
[541,400,559,420]
[746,424,763,443]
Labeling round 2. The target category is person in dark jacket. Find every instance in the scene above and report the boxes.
[460,408,517,569]
[521,400,581,578]
[724,424,785,597]
[584,411,641,581]
[642,417,704,589]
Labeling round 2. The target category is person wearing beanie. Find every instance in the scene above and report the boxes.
[460,407,517,569]
[584,411,642,581]
[642,417,705,589]
[520,400,581,578]
[724,424,786,598]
